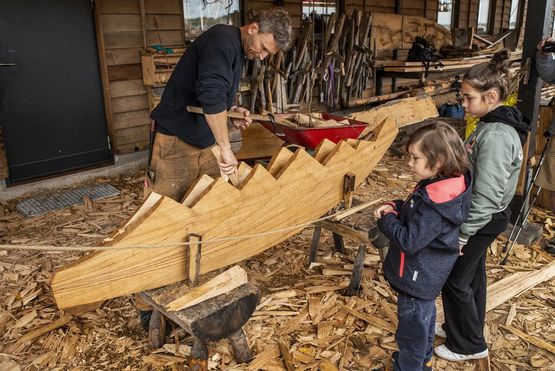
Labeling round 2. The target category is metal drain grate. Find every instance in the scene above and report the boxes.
[16,184,121,217]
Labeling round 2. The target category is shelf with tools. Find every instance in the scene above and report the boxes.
[141,49,184,86]
[141,48,185,111]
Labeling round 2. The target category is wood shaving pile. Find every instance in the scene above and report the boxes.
[0,152,554,370]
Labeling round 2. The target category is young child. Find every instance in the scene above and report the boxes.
[374,121,472,370]
[435,50,529,362]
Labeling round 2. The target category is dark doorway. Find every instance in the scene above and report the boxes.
[0,0,112,184]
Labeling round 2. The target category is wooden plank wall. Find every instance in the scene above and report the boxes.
[96,0,183,154]
[454,0,479,29]
[455,0,514,32]
[491,0,511,34]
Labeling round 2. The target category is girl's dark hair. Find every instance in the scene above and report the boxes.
[463,49,511,100]
[406,121,469,177]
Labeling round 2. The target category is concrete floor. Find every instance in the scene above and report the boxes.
[0,151,148,202]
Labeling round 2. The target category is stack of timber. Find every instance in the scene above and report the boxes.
[247,11,365,113]
[251,11,454,113]
[50,118,398,309]
[1,152,555,369]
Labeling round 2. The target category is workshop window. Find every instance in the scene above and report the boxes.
[183,0,240,39]
[477,0,492,33]
[509,0,519,29]
[437,0,453,28]
[303,0,336,18]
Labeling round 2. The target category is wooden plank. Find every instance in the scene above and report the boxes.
[351,96,438,128]
[314,139,338,163]
[99,0,141,15]
[145,14,183,30]
[436,260,555,324]
[165,266,248,311]
[181,175,215,207]
[100,14,142,32]
[266,147,294,177]
[105,48,142,66]
[236,162,253,187]
[107,63,143,81]
[236,123,285,160]
[116,140,150,154]
[114,125,150,146]
[145,0,182,14]
[94,0,117,154]
[51,118,398,309]
[111,94,149,114]
[104,32,144,49]
[500,324,555,355]
[146,30,184,46]
[113,110,151,129]
[109,79,148,98]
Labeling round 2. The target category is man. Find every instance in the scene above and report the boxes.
[536,37,555,255]
[148,7,292,202]
[137,8,292,331]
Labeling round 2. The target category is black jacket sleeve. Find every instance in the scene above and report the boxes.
[195,46,235,114]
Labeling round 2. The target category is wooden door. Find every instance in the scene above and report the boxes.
[0,0,112,184]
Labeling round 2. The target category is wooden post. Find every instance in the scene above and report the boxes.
[517,0,552,161]
[511,0,552,228]
[343,173,355,209]
[345,244,366,296]
[186,234,202,287]
[229,329,253,364]
[189,338,208,371]
[308,226,322,266]
[148,310,166,350]
[332,233,346,254]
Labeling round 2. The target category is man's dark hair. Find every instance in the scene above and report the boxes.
[251,7,293,51]
[406,121,469,177]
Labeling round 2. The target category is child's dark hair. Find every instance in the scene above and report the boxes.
[463,49,511,100]
[406,121,469,177]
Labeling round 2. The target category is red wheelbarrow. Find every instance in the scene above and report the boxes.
[260,113,368,150]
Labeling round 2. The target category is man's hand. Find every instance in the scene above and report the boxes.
[373,204,394,219]
[538,37,555,56]
[218,146,238,175]
[230,106,252,130]
[459,243,465,256]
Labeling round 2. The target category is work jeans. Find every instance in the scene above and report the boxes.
[395,292,435,371]
[149,132,220,202]
[441,208,510,354]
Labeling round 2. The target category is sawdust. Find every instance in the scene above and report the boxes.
[0,153,554,370]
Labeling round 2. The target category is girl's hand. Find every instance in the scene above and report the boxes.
[374,204,394,219]
[459,243,465,256]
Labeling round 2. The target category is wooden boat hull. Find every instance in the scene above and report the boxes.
[50,118,398,309]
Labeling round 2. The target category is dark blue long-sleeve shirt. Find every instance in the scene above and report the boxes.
[151,25,244,148]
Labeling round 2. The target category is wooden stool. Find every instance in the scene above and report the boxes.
[140,283,259,370]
